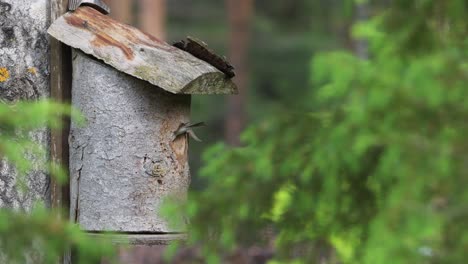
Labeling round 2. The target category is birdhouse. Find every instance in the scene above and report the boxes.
[48,6,237,234]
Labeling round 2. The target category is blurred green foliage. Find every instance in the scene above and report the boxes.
[0,206,114,264]
[0,100,82,183]
[168,0,350,187]
[168,0,468,263]
[0,100,114,263]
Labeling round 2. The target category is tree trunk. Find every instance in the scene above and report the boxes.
[355,2,369,59]
[0,0,51,209]
[225,0,253,146]
[109,0,134,25]
[69,51,190,232]
[139,0,166,40]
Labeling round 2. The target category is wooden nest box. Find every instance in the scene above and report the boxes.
[48,7,237,234]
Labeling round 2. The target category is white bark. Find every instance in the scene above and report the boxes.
[0,0,51,209]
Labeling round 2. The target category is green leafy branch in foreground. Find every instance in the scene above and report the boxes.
[165,1,468,263]
[0,99,115,264]
[0,100,83,183]
[0,206,114,264]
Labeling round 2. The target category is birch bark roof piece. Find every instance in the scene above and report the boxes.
[47,6,237,94]
[173,37,235,78]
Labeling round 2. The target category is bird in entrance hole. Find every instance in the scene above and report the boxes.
[173,122,206,142]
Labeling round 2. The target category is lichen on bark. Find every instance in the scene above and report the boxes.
[0,0,51,209]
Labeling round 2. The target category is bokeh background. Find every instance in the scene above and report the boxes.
[1,0,466,263]
[102,1,468,263]
[108,0,360,184]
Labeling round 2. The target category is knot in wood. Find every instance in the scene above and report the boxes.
[143,157,166,178]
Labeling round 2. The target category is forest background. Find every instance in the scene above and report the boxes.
[0,0,467,263]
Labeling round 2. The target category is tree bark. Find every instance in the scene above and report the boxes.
[47,7,237,95]
[70,51,190,232]
[225,0,253,146]
[139,0,166,40]
[0,0,51,209]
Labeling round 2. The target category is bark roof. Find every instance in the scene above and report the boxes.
[48,7,237,95]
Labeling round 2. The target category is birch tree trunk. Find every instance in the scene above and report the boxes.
[0,0,51,209]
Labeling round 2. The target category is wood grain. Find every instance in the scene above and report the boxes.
[48,7,237,94]
[50,0,72,214]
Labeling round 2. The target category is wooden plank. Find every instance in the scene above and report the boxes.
[50,2,73,264]
[89,233,186,245]
[50,0,72,214]
[98,234,186,264]
[48,7,237,95]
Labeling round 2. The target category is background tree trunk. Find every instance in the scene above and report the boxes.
[109,0,134,25]
[225,0,254,146]
[0,0,51,209]
[355,2,369,59]
[139,0,166,40]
